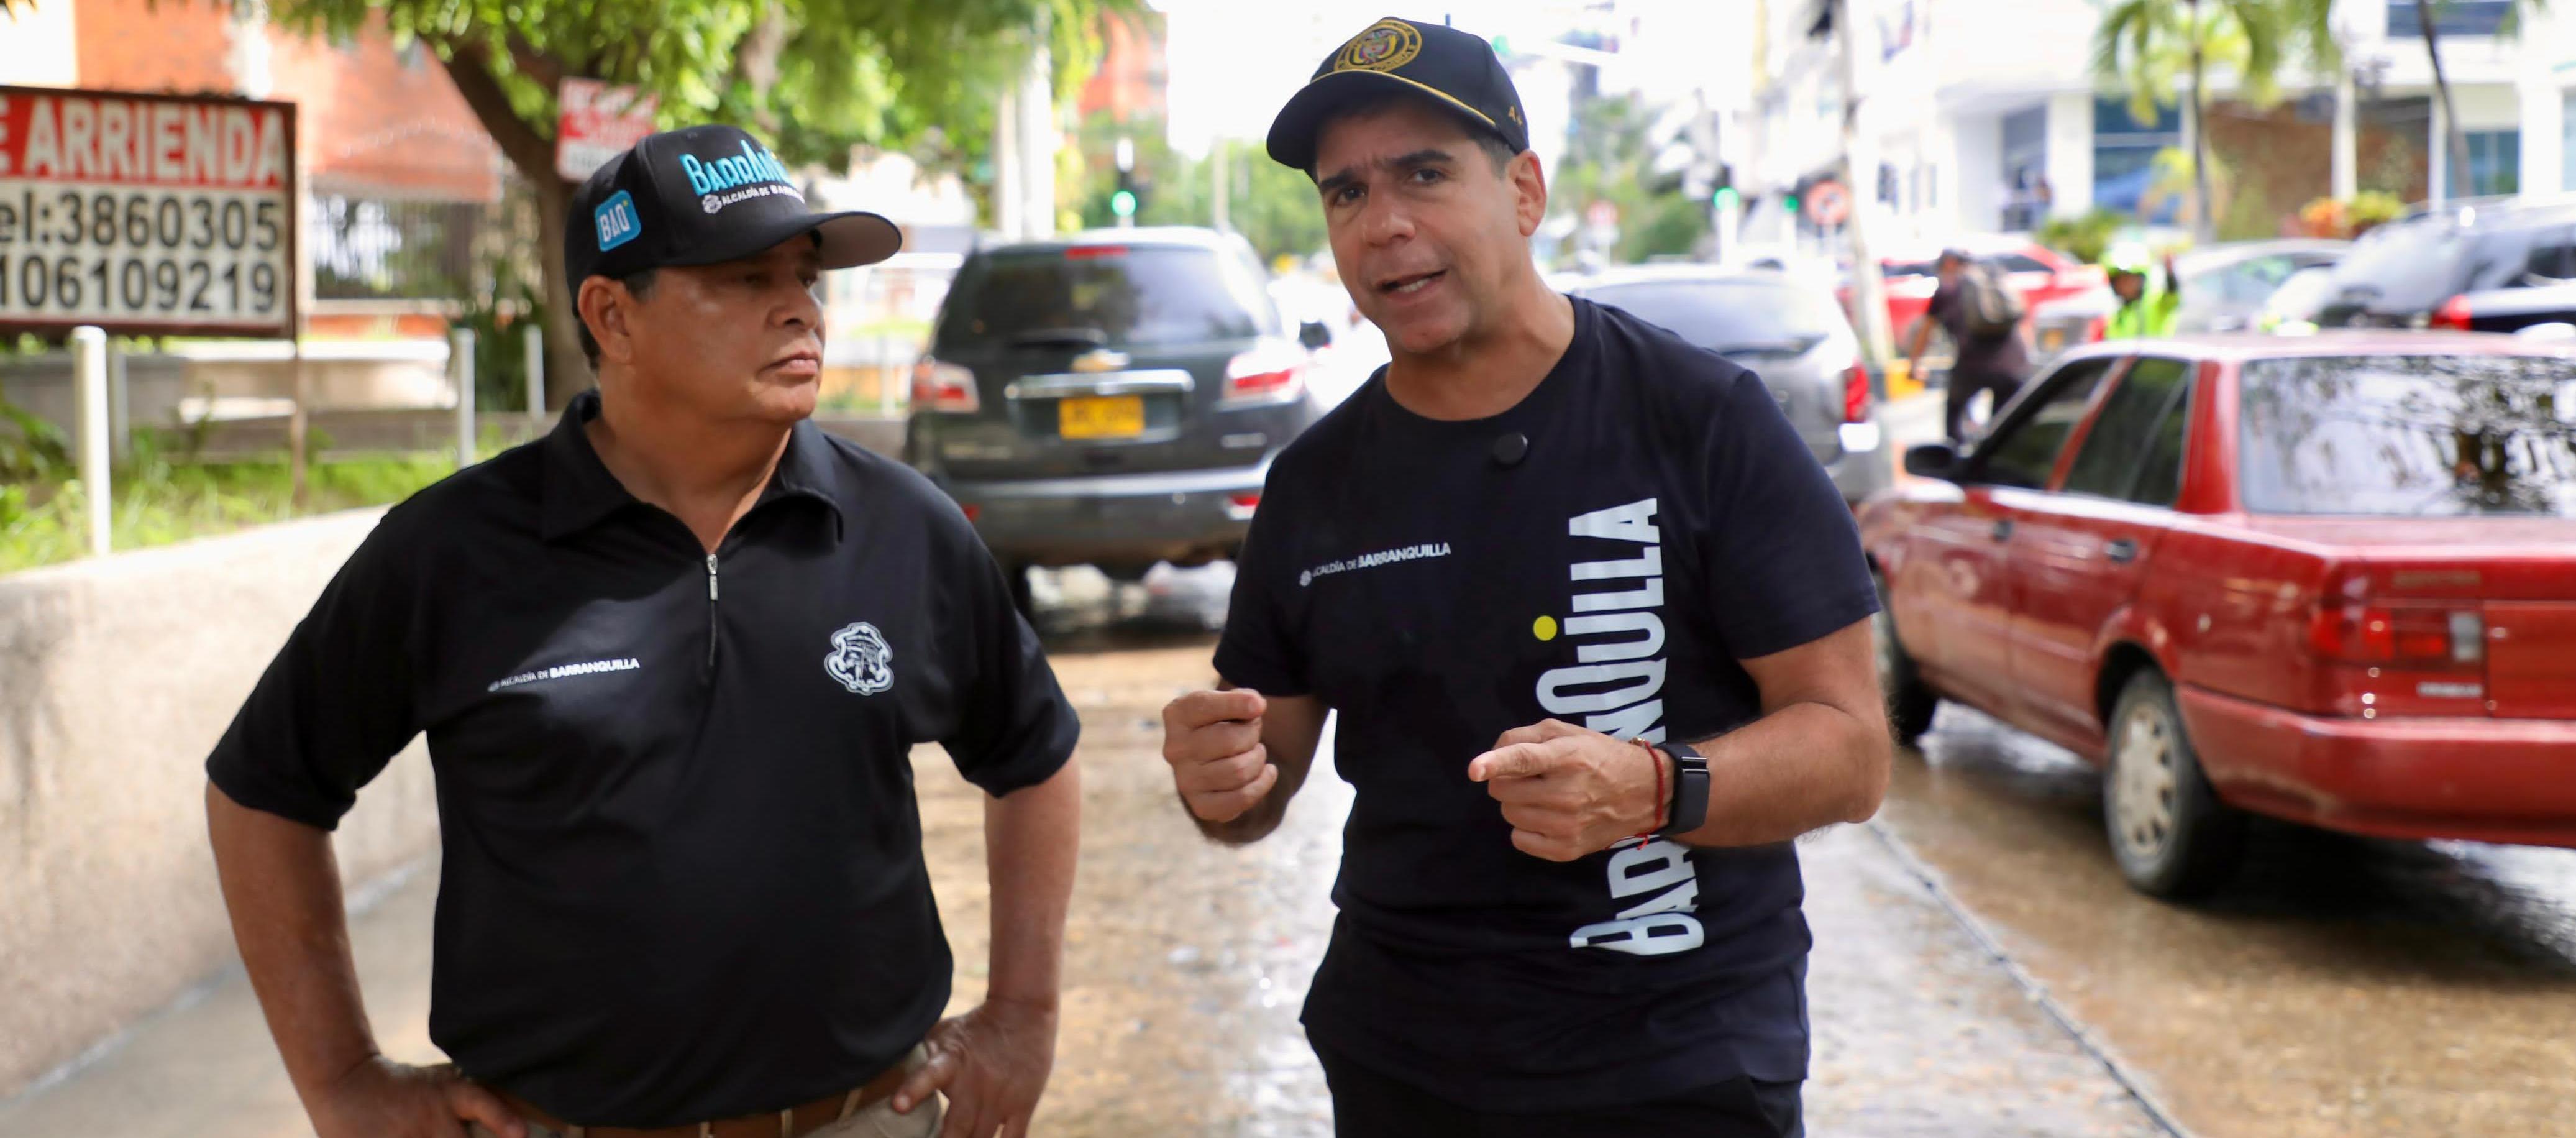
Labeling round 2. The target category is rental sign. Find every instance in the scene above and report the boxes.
[0,87,298,337]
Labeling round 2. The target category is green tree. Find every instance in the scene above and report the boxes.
[2091,0,2334,239]
[1066,115,1327,266]
[1551,94,1708,265]
[0,0,1126,400]
[2401,0,2549,198]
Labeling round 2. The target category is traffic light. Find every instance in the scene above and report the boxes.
[1489,34,1510,55]
[1110,190,1137,219]
[1714,186,1740,211]
[1781,191,1799,218]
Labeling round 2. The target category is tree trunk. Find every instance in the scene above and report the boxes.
[2418,2,2470,201]
[2188,0,2214,242]
[436,39,591,409]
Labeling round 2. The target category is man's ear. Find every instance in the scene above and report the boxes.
[1510,150,1549,238]
[578,277,634,367]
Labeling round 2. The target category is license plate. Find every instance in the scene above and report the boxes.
[1056,394,1146,439]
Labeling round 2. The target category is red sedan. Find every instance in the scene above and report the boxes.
[1862,333,2576,897]
[1843,240,2102,347]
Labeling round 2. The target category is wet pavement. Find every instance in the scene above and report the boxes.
[1884,701,2576,1137]
[3,572,2176,1136]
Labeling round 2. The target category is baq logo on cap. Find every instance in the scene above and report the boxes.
[1335,18,1423,73]
[594,190,641,252]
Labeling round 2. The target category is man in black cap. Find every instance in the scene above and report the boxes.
[205,124,1082,1138]
[1158,17,1889,1137]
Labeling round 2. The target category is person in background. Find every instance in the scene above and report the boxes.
[2101,244,2183,339]
[1905,249,2032,444]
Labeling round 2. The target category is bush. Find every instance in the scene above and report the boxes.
[2038,208,2126,265]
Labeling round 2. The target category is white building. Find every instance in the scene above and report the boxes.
[1742,0,2576,243]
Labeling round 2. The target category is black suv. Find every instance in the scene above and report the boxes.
[905,228,1329,609]
[2314,197,2576,333]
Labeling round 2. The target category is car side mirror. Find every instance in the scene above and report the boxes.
[1299,320,1333,349]
[1903,442,1963,482]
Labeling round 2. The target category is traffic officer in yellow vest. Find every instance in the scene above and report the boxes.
[2102,244,2183,339]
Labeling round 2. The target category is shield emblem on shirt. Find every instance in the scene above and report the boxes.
[825,622,895,695]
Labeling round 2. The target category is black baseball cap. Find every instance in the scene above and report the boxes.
[565,124,902,285]
[1266,16,1530,172]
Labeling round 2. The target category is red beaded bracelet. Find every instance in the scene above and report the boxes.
[1625,737,1668,847]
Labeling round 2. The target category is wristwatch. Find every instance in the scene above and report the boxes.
[1657,741,1710,837]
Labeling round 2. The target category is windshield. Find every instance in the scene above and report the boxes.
[937,245,1275,349]
[2238,354,2576,516]
[1583,280,1850,353]
[2324,220,2475,314]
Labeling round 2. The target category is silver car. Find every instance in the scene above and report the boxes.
[1564,265,1891,505]
[2027,239,2349,364]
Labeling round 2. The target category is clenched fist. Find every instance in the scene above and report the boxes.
[1161,688,1277,824]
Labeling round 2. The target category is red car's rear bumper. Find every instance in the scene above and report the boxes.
[2178,685,2576,847]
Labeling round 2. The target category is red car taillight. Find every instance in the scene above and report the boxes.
[2084,316,2107,343]
[910,357,980,413]
[1225,491,1261,521]
[2430,295,2474,330]
[1222,342,1307,406]
[1842,361,1870,423]
[2308,602,2485,666]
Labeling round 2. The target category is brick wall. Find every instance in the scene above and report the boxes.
[266,20,501,203]
[72,0,239,95]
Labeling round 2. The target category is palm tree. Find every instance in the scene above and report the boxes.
[2406,0,2552,200]
[2091,0,2327,239]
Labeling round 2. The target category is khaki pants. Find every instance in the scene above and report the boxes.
[464,1048,941,1138]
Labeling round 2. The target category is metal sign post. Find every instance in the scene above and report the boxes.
[450,327,477,469]
[70,325,110,556]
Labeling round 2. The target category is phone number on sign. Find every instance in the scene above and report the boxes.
[0,186,286,324]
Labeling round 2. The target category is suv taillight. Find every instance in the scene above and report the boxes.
[1222,342,1307,406]
[910,358,979,413]
[1842,361,1870,423]
[2430,295,2474,331]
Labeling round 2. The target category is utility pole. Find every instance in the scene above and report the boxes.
[1832,0,1896,371]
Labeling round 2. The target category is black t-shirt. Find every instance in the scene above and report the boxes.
[1928,277,2032,382]
[205,393,1078,1127]
[1215,298,1878,1110]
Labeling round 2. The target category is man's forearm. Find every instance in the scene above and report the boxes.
[984,761,1082,1009]
[1673,700,1890,848]
[205,782,383,1101]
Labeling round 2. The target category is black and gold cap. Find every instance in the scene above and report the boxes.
[1265,16,1530,172]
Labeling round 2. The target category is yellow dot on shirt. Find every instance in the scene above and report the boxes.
[1533,615,1558,641]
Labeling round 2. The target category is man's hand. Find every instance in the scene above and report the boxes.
[1466,720,1666,861]
[306,1056,524,1138]
[893,998,1058,1138]
[1160,688,1276,824]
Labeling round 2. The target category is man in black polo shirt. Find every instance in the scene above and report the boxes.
[205,126,1081,1138]
[1157,21,1891,1136]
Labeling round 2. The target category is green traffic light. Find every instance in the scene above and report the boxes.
[1714,186,1740,209]
[1111,190,1136,218]
[1489,34,1510,55]
[1781,193,1799,216]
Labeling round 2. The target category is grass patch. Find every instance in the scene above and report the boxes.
[2,451,463,576]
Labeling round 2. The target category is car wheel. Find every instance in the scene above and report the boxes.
[2103,669,2244,899]
[1870,569,1939,746]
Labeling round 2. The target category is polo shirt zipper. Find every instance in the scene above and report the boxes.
[704,552,720,676]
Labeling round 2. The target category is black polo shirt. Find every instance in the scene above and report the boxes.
[206,391,1079,1127]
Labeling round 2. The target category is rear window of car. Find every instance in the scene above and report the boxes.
[1581,280,1850,352]
[936,245,1274,349]
[2238,354,2576,517]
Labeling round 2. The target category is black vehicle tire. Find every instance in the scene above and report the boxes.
[1871,569,1939,746]
[2103,669,2245,899]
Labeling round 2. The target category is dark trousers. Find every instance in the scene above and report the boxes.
[1944,369,2027,444]
[1315,1043,1803,1138]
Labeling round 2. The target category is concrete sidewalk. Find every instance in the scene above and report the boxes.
[0,638,2162,1136]
[0,834,2161,1137]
